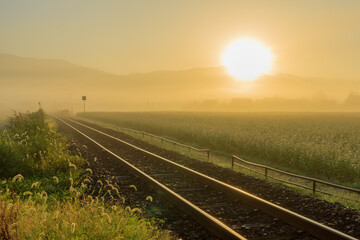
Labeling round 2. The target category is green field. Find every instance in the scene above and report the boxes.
[79,112,360,188]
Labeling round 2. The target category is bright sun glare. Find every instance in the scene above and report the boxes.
[222,39,273,81]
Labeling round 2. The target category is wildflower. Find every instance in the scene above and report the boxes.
[23,191,33,196]
[103,213,112,223]
[53,176,59,184]
[38,232,45,240]
[129,185,137,191]
[71,223,76,233]
[41,190,48,198]
[132,208,142,213]
[37,193,43,199]
[113,187,119,195]
[88,195,94,204]
[54,211,60,219]
[31,182,40,189]
[12,174,24,182]
[86,168,93,175]
[94,157,97,162]
[69,178,73,186]
[83,178,91,184]
[98,206,105,214]
[146,196,153,202]
[69,162,77,170]
[97,180,103,186]
[125,206,131,212]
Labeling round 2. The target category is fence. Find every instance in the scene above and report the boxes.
[232,155,360,202]
[119,127,210,158]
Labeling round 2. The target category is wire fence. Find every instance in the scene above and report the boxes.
[232,155,360,203]
[112,124,359,203]
[119,127,210,158]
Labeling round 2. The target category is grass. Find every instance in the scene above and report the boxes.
[0,110,174,240]
[78,112,360,189]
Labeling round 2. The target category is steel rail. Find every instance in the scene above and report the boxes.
[55,115,245,240]
[57,115,357,240]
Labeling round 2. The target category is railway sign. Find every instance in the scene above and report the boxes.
[82,96,86,117]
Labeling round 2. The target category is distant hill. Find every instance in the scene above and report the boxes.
[1,53,360,112]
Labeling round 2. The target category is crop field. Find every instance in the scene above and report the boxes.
[79,112,360,188]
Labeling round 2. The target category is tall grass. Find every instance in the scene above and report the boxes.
[80,112,360,187]
[0,110,174,240]
[0,109,83,178]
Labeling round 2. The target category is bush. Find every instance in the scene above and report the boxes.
[0,109,83,178]
[0,110,174,240]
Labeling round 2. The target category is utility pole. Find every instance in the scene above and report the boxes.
[82,96,86,118]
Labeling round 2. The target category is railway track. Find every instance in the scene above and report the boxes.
[55,115,357,240]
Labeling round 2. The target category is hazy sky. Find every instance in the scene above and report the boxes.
[1,0,359,79]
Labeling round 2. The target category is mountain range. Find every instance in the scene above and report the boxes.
[1,53,359,113]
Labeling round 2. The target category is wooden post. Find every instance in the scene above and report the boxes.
[264,168,268,180]
[207,150,210,159]
[312,181,316,194]
[231,156,234,170]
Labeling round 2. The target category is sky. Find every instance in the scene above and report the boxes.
[1,0,360,80]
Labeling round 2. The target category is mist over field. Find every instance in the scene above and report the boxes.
[1,2,360,239]
[1,54,360,115]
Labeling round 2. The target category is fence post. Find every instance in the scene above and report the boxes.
[142,132,144,138]
[188,147,190,152]
[207,150,210,159]
[161,138,164,144]
[264,167,268,180]
[231,156,234,170]
[312,181,316,194]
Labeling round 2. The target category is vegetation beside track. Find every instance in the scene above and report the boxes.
[0,110,174,240]
[78,112,360,189]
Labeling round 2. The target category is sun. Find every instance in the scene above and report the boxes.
[222,39,273,81]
